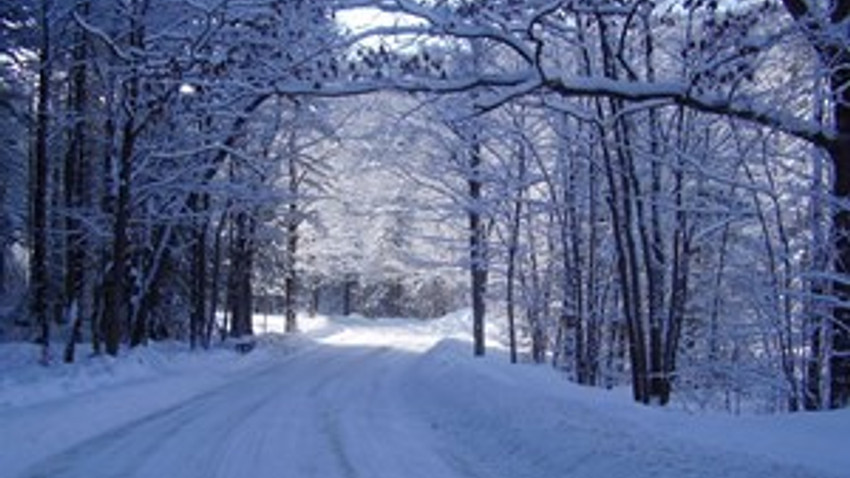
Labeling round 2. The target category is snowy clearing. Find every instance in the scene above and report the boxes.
[1,312,847,478]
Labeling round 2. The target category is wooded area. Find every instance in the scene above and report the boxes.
[1,0,849,412]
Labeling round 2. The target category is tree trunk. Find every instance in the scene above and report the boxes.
[805,80,829,410]
[284,209,298,333]
[505,131,525,364]
[558,118,585,381]
[31,0,51,360]
[468,141,487,357]
[606,97,650,404]
[285,128,299,334]
[92,111,117,357]
[206,213,227,345]
[584,164,600,386]
[129,225,170,346]
[103,0,146,355]
[826,2,850,407]
[228,210,254,338]
[0,230,5,296]
[343,277,354,316]
[63,302,82,363]
[505,215,518,364]
[828,100,850,407]
[62,0,89,363]
[189,193,208,349]
[781,0,850,410]
[594,16,649,403]
[525,238,548,364]
[102,117,133,356]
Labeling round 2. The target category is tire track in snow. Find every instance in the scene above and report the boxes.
[311,344,482,478]
[307,346,395,478]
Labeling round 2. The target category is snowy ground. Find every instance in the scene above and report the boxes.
[1,312,847,478]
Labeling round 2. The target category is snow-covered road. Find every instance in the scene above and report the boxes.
[3,315,846,478]
[17,345,459,478]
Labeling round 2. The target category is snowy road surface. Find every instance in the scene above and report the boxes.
[2,314,846,478]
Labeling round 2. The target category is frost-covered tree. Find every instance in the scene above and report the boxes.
[321,0,850,409]
[0,4,32,305]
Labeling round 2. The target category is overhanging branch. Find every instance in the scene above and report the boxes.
[542,75,835,148]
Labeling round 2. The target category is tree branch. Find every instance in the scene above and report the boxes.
[542,75,835,147]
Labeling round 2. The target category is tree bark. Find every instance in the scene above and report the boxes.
[468,140,487,357]
[31,0,51,360]
[827,4,850,408]
[505,128,525,364]
[0,229,5,296]
[207,213,227,345]
[189,193,208,349]
[584,146,600,387]
[828,108,850,407]
[102,0,150,355]
[285,127,299,334]
[102,115,133,356]
[780,0,850,409]
[62,0,91,363]
[229,210,254,338]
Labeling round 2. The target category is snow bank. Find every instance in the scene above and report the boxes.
[0,335,306,410]
[0,334,308,478]
[403,338,848,478]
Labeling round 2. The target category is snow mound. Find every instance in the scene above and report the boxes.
[0,336,303,410]
[0,335,311,478]
[407,338,847,478]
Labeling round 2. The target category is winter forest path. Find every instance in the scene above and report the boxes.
[6,315,842,478]
[18,345,462,478]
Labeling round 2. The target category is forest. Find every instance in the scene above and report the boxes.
[1,0,849,414]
